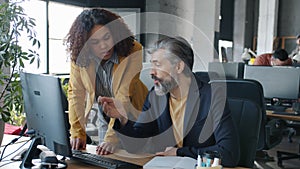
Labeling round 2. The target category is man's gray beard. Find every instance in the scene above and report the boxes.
[154,77,177,96]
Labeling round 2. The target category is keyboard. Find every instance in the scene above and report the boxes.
[266,105,287,111]
[71,150,141,169]
[272,111,300,116]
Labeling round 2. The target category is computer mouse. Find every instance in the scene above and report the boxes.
[20,147,43,160]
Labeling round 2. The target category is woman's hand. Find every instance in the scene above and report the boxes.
[70,137,86,150]
[96,142,117,155]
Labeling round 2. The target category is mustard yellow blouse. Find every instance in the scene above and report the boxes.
[68,41,148,144]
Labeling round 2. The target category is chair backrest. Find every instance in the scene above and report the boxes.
[215,79,268,150]
[194,71,219,84]
[140,62,153,90]
[208,62,245,79]
[210,79,263,168]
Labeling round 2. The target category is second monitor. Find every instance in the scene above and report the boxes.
[244,65,300,102]
[208,62,245,79]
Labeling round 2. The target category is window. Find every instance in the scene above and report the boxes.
[20,0,82,74]
[19,0,47,73]
[48,2,83,74]
[20,0,142,74]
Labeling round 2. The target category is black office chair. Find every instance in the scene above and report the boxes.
[248,89,285,155]
[210,79,263,168]
[275,102,300,167]
[194,71,219,84]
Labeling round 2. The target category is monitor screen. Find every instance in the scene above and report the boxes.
[20,72,72,158]
[208,62,245,79]
[244,65,300,100]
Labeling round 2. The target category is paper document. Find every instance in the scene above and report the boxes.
[143,156,196,169]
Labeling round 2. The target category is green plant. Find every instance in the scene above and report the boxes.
[0,0,40,124]
[61,78,69,97]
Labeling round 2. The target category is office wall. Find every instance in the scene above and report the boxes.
[233,0,300,57]
[277,0,300,53]
[251,0,300,54]
[219,0,234,41]
[278,0,300,36]
[232,0,259,61]
[244,0,257,50]
[145,0,219,71]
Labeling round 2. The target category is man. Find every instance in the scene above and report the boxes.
[253,48,292,66]
[98,36,240,167]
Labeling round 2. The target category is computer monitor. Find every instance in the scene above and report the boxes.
[208,62,245,79]
[244,65,300,101]
[20,72,71,168]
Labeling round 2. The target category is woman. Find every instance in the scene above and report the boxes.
[65,8,148,155]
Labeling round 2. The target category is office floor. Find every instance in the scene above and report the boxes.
[255,134,300,169]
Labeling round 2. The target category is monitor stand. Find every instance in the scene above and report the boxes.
[20,136,42,169]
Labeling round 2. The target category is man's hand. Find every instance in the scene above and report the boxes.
[155,147,178,156]
[96,142,117,155]
[70,137,86,150]
[98,96,128,125]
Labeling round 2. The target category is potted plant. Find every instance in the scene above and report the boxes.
[0,0,40,144]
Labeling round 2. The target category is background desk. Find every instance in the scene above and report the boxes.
[0,134,249,169]
[266,110,300,121]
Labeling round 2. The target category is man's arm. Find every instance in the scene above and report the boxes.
[99,94,165,154]
[98,96,129,125]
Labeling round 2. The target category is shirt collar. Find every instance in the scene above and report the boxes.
[109,51,119,64]
[94,51,119,65]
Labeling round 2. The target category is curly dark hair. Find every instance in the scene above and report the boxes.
[65,8,134,66]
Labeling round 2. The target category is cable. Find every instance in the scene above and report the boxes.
[19,123,27,136]
[0,160,19,168]
[1,139,31,161]
[0,129,35,161]
[0,142,12,161]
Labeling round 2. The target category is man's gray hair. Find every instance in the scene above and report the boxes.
[148,36,194,75]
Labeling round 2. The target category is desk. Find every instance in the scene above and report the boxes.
[0,134,248,169]
[266,109,300,121]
